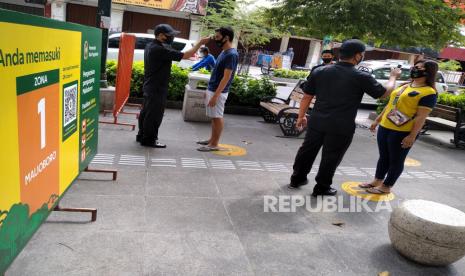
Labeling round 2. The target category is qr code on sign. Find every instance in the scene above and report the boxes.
[63,83,77,127]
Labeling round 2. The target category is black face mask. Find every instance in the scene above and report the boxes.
[322,58,332,64]
[215,37,226,48]
[164,35,174,45]
[410,67,427,79]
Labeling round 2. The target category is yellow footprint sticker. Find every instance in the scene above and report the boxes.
[212,144,247,157]
[404,157,421,167]
[342,182,395,202]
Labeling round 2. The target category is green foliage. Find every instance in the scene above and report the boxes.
[105,61,277,107]
[197,68,211,75]
[201,0,282,51]
[168,64,189,101]
[438,60,462,72]
[376,98,390,115]
[228,76,277,107]
[269,0,464,49]
[438,93,465,112]
[273,69,309,79]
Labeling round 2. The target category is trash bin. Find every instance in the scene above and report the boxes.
[182,72,211,122]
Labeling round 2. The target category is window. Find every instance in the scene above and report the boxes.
[135,38,153,50]
[108,37,120,49]
[372,68,410,81]
[435,73,445,83]
[171,41,186,51]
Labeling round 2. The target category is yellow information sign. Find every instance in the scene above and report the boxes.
[0,9,101,273]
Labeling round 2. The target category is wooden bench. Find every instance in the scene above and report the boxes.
[260,80,314,137]
[423,104,465,148]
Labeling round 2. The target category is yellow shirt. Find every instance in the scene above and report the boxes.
[380,84,437,132]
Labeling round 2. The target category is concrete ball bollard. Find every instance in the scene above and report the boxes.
[389,199,465,266]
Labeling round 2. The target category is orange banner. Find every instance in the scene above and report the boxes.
[113,33,135,117]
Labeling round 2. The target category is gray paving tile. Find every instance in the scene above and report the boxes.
[238,231,353,276]
[49,194,146,231]
[7,226,144,276]
[69,169,146,196]
[213,172,282,198]
[144,197,233,232]
[146,170,219,197]
[224,197,318,234]
[142,231,253,276]
[326,232,464,276]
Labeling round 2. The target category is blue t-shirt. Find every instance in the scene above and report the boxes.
[192,54,216,71]
[208,48,238,93]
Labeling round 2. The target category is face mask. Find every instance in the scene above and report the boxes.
[215,36,226,48]
[322,58,332,64]
[410,67,427,79]
[164,35,174,45]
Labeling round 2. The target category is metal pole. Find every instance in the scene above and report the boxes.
[97,0,112,88]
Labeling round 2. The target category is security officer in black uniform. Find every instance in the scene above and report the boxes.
[288,39,402,196]
[310,49,335,73]
[137,24,210,148]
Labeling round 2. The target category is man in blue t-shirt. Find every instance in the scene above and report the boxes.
[197,27,239,151]
[192,47,216,71]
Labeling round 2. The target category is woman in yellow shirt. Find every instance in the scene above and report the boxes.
[360,60,439,194]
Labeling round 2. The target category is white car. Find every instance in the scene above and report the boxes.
[357,59,448,105]
[107,33,198,68]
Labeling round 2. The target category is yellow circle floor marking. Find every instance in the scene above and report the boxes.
[211,144,247,157]
[404,157,421,167]
[342,182,395,202]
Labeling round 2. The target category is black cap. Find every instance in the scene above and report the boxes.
[154,24,180,36]
[340,39,366,55]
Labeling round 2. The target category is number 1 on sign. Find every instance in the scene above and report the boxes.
[38,98,46,149]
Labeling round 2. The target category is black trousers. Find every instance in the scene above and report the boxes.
[138,92,167,142]
[374,126,413,187]
[291,127,353,190]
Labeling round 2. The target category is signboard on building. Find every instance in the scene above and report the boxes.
[113,0,208,15]
[0,8,101,273]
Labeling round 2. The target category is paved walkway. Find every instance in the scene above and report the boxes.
[7,108,465,276]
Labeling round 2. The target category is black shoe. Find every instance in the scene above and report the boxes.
[312,187,337,197]
[287,179,309,189]
[141,141,167,148]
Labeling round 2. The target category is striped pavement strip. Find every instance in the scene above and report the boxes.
[181,158,207,168]
[262,162,290,172]
[209,159,236,170]
[408,171,434,179]
[91,154,115,165]
[118,155,146,166]
[236,161,264,171]
[151,158,177,167]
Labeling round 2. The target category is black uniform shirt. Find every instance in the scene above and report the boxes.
[302,62,386,135]
[143,40,184,96]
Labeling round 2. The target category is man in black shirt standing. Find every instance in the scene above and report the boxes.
[310,49,335,73]
[288,39,401,196]
[137,24,210,148]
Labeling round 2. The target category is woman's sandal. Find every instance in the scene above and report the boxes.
[366,187,390,195]
[359,182,377,189]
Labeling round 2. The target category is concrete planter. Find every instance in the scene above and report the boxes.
[270,76,302,83]
[99,86,115,112]
[389,200,465,266]
[129,98,261,116]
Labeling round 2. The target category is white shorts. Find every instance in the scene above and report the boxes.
[205,90,229,118]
